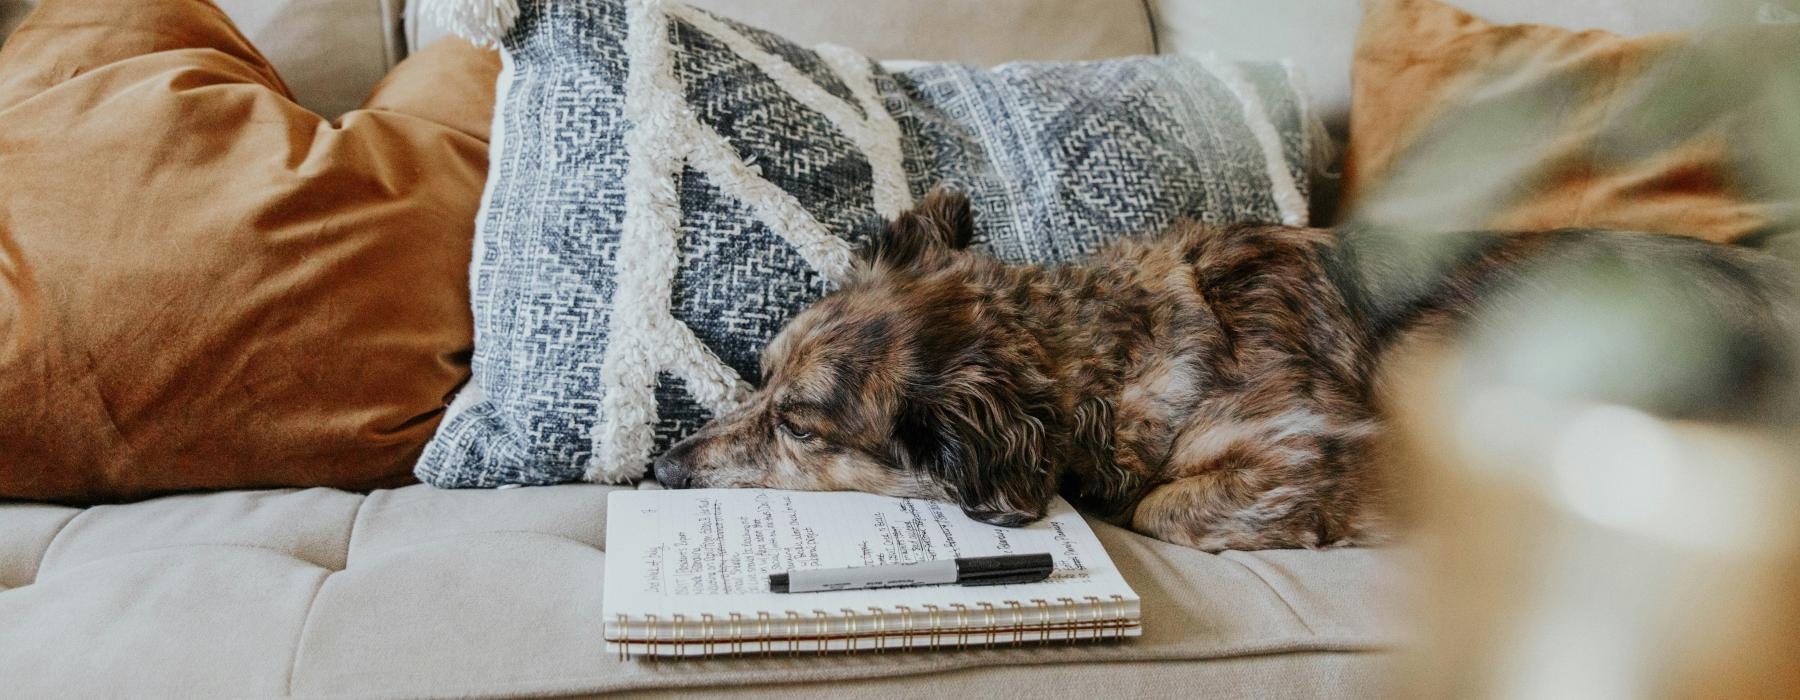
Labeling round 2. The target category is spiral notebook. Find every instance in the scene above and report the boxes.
[603,489,1141,658]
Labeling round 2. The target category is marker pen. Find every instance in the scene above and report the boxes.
[769,553,1054,593]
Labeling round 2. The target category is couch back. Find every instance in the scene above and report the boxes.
[1,0,406,118]
[407,0,1159,69]
[0,0,1755,124]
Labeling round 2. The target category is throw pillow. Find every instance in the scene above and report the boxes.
[1340,0,1797,242]
[0,0,499,503]
[416,0,1328,487]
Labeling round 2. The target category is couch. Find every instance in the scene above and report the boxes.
[0,1,1720,696]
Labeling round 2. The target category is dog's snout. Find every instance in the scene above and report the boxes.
[653,454,692,489]
[654,440,699,489]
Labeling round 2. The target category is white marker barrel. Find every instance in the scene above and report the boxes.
[782,559,959,593]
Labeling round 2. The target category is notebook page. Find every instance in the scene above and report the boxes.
[602,489,1137,635]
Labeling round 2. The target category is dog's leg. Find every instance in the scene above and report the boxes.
[1130,409,1384,552]
[1130,471,1329,552]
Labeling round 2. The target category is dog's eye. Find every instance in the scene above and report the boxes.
[777,419,813,441]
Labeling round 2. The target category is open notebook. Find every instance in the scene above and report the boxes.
[603,489,1141,658]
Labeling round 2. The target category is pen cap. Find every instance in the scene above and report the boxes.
[955,553,1055,582]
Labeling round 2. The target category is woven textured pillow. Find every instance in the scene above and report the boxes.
[417,0,1327,487]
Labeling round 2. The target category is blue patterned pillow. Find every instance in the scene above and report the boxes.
[417,0,1327,487]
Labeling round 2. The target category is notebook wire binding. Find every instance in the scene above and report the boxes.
[611,594,1136,660]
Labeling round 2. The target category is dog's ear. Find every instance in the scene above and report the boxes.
[893,359,1057,527]
[862,187,975,271]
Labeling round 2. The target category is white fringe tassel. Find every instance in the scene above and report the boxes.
[425,0,521,48]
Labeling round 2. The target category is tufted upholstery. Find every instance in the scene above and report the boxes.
[0,484,1403,697]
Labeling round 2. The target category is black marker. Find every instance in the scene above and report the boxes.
[769,553,1054,593]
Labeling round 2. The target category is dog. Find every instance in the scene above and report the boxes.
[654,188,1798,551]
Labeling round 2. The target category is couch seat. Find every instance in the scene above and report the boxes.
[0,484,1403,697]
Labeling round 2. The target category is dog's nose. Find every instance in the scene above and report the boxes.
[653,454,692,489]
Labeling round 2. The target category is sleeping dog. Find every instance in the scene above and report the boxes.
[653,189,1797,551]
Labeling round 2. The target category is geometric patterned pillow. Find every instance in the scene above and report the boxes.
[416,0,1327,487]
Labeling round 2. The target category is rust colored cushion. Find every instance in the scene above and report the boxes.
[1339,0,1791,242]
[0,0,499,503]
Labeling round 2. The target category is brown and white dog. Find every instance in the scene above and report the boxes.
[654,189,1797,551]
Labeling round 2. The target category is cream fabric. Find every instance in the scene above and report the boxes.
[624,652,1399,699]
[0,484,1403,697]
[0,0,403,117]
[218,0,406,118]
[0,0,1739,122]
[408,0,1157,64]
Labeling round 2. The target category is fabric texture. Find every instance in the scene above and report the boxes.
[0,0,500,503]
[1339,0,1795,241]
[0,0,409,118]
[418,0,1326,488]
[0,483,1402,696]
[411,0,1156,65]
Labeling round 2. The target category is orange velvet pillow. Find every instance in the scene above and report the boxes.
[0,0,499,502]
[1339,0,1788,242]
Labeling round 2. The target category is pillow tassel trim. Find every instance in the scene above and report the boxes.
[586,0,910,482]
[425,0,521,48]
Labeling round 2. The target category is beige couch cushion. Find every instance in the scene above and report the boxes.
[0,0,403,117]
[409,0,1157,64]
[0,484,1402,696]
[217,0,406,118]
